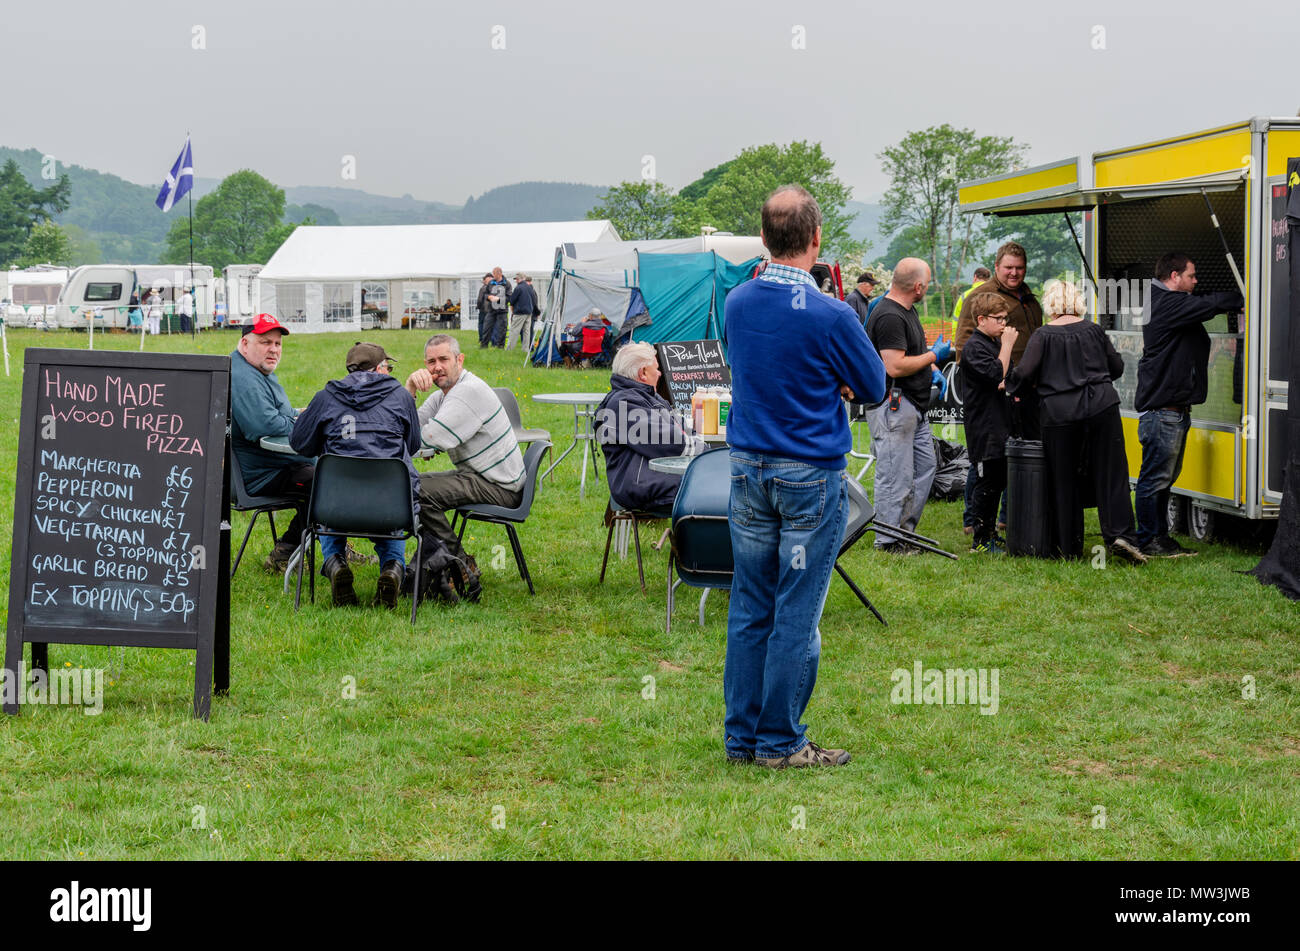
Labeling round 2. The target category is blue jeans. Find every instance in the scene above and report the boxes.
[1135,409,1190,547]
[724,452,848,760]
[320,534,406,568]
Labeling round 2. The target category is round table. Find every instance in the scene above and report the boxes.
[647,455,694,476]
[532,392,606,500]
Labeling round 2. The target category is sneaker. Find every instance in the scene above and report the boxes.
[1141,536,1198,558]
[970,536,1006,554]
[1108,538,1149,565]
[755,740,851,769]
[374,560,403,609]
[321,554,358,606]
[262,540,298,574]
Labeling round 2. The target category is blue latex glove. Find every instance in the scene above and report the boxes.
[931,366,948,401]
[930,334,954,363]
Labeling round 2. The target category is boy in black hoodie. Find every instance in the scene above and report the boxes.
[958,292,1019,553]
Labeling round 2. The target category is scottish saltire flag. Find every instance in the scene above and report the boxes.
[155,137,194,212]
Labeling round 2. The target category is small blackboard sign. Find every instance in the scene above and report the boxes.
[5,349,231,720]
[654,339,731,413]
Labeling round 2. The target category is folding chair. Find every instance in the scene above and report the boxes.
[452,441,551,595]
[294,455,423,624]
[229,447,299,577]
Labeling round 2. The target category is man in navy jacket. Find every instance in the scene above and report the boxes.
[721,185,886,770]
[1134,253,1243,557]
[291,342,421,608]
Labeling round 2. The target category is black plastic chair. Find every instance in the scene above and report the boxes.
[294,455,423,623]
[452,441,550,595]
[666,449,733,633]
[491,386,551,448]
[229,448,300,577]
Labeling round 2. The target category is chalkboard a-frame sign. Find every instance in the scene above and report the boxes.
[5,349,231,720]
[654,339,731,413]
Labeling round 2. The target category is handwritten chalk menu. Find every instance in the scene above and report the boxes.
[655,339,731,413]
[5,349,231,720]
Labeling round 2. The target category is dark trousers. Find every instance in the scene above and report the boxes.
[1041,405,1138,558]
[970,457,1007,544]
[477,311,491,346]
[964,462,1007,528]
[260,461,315,547]
[418,468,522,557]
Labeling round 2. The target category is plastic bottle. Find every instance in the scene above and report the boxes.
[718,387,731,438]
[691,388,704,434]
[703,389,719,435]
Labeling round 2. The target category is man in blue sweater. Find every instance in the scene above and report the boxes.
[723,185,887,769]
[229,314,314,573]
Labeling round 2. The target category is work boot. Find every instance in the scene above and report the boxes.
[321,554,358,606]
[375,560,403,609]
[263,539,298,574]
[457,553,483,603]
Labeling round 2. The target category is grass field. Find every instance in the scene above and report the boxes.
[0,326,1297,860]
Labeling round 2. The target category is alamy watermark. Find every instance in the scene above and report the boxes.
[1,663,104,715]
[890,661,999,715]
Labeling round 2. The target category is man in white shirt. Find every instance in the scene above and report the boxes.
[404,334,524,597]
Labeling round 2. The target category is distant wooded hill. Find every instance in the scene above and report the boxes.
[1,145,885,266]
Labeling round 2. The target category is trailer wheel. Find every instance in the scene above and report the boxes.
[1166,496,1187,535]
[1187,503,1215,542]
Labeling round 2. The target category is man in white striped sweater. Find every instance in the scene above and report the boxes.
[404,335,525,590]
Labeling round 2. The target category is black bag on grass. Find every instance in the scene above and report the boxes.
[929,437,970,501]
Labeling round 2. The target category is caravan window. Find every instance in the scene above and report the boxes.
[84,283,123,302]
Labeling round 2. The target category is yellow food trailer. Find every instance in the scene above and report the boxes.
[959,117,1295,541]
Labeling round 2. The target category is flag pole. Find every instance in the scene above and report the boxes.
[188,131,195,339]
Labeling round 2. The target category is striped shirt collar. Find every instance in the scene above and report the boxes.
[758,262,820,288]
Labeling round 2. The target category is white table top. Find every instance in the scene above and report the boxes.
[532,392,606,406]
[648,455,693,475]
[259,435,294,453]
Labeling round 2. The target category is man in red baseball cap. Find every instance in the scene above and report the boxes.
[231,314,315,572]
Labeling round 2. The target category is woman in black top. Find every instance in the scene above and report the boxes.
[1006,281,1146,564]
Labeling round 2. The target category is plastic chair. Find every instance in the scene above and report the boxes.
[665,449,733,633]
[452,441,551,595]
[229,448,299,577]
[491,386,551,448]
[294,455,423,623]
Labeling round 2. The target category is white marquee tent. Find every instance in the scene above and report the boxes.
[258,220,620,333]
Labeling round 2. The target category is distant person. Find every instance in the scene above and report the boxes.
[475,274,492,348]
[505,271,536,351]
[214,296,226,328]
[1006,281,1146,564]
[128,291,143,329]
[145,288,163,335]
[595,342,704,512]
[484,267,512,348]
[229,315,315,573]
[722,185,886,769]
[290,342,420,608]
[844,271,880,326]
[1134,252,1244,557]
[951,266,992,320]
[178,286,194,334]
[866,257,949,553]
[578,308,611,368]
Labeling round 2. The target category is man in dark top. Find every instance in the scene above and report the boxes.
[475,274,492,348]
[290,342,421,608]
[955,242,1042,364]
[506,272,537,351]
[865,257,951,552]
[844,271,879,326]
[1134,253,1244,557]
[958,292,1019,553]
[484,267,512,348]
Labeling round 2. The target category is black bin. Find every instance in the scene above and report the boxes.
[1005,437,1051,557]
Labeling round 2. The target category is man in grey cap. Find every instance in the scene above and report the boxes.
[291,341,421,608]
[506,271,538,351]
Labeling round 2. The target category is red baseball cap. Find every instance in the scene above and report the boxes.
[250,314,289,335]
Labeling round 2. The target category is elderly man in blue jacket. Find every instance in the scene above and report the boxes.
[595,342,704,513]
[291,342,421,608]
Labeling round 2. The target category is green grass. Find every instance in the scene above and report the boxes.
[0,326,1297,859]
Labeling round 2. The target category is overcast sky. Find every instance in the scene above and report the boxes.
[9,0,1300,205]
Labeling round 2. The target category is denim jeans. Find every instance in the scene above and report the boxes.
[866,395,936,544]
[1135,409,1190,546]
[320,534,406,567]
[724,452,848,760]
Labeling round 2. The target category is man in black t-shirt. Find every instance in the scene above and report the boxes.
[865,257,951,552]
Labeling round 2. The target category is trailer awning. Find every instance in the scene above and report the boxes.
[959,166,1248,218]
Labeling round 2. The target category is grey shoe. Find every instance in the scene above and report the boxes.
[755,740,851,769]
[321,554,358,606]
